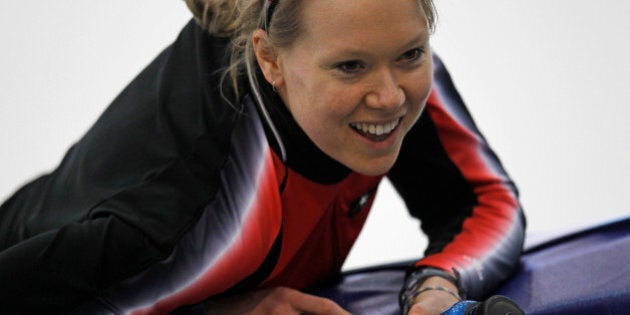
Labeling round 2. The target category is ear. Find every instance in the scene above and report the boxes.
[252,29,284,88]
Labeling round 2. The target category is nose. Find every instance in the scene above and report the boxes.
[364,69,405,110]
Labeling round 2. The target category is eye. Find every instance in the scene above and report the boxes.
[398,48,425,63]
[335,60,366,75]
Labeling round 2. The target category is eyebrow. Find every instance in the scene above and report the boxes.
[325,30,430,60]
[400,31,430,50]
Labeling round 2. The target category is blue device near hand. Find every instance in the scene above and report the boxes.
[441,295,524,315]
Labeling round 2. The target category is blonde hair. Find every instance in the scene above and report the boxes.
[185,0,436,102]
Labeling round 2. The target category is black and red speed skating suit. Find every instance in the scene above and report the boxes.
[0,20,525,314]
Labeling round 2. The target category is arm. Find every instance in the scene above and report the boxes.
[0,20,269,314]
[388,55,525,305]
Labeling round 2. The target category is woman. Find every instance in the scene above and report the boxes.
[0,0,525,314]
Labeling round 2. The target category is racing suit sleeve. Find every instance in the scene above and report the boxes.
[388,54,526,299]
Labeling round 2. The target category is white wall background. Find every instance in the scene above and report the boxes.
[0,1,628,271]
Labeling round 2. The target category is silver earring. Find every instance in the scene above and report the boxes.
[272,80,277,93]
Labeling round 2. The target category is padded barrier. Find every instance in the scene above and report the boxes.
[311,217,630,314]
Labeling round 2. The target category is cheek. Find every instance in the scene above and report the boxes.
[291,88,358,153]
[282,75,333,141]
[318,90,358,120]
[412,63,434,94]
[406,69,433,110]
[289,78,354,123]
[298,93,350,138]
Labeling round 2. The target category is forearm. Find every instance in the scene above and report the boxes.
[416,202,525,299]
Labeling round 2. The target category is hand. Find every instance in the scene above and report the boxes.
[407,276,460,315]
[205,286,351,315]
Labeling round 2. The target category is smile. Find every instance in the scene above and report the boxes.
[349,118,401,137]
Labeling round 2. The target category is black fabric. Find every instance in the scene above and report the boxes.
[389,111,477,255]
[388,57,478,255]
[0,20,239,312]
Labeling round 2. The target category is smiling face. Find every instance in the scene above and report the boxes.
[255,0,433,176]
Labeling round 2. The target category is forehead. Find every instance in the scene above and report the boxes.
[297,0,428,48]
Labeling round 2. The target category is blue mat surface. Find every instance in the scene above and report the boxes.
[311,217,630,314]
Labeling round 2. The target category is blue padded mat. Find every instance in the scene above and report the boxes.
[311,217,630,314]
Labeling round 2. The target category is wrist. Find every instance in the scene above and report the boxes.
[399,267,464,314]
[406,285,462,315]
[411,283,461,305]
[418,276,460,297]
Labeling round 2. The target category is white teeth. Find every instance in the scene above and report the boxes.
[351,119,400,136]
[375,125,384,136]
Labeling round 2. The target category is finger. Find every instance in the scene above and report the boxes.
[407,289,459,315]
[407,302,431,315]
